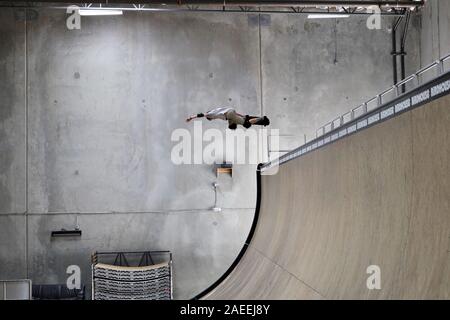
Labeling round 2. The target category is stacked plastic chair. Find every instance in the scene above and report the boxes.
[92,251,172,300]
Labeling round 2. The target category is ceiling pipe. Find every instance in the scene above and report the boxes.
[399,10,411,93]
[0,1,424,16]
[392,16,404,85]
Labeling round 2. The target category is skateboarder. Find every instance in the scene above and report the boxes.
[186,107,270,130]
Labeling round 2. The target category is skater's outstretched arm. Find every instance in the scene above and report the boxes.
[186,113,205,122]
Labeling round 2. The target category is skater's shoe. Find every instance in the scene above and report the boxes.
[254,116,270,127]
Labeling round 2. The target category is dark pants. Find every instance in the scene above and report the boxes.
[244,115,269,128]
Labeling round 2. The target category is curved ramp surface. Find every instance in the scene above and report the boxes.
[201,90,450,300]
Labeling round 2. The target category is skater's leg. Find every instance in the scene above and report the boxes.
[249,116,270,126]
[249,117,262,124]
[243,115,252,128]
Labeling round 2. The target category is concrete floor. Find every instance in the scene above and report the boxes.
[1,3,446,299]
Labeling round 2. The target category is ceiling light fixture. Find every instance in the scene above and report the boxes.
[78,9,123,16]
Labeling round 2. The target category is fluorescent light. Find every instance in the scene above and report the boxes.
[308,14,350,19]
[78,9,123,16]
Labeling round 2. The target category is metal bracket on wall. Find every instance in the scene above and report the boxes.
[51,229,82,237]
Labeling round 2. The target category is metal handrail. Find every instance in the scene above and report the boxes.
[265,66,450,168]
[316,53,450,138]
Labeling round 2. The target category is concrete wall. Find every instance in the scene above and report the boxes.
[0,6,432,299]
[420,0,450,66]
[262,13,421,152]
[0,9,26,214]
[1,8,259,299]
[27,11,260,213]
[27,210,253,299]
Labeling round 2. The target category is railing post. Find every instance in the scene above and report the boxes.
[394,85,399,97]
[363,103,368,114]
[437,59,444,75]
[316,128,320,138]
[414,73,420,86]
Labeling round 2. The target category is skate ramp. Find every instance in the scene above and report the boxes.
[197,75,450,300]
